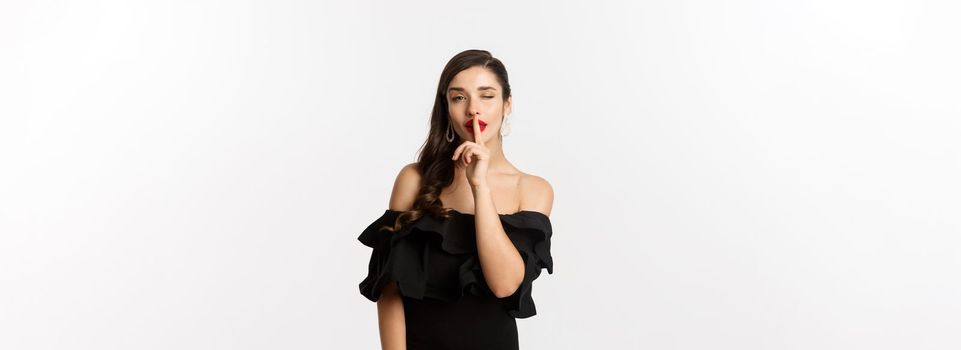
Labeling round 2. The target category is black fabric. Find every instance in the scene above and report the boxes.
[358,208,554,349]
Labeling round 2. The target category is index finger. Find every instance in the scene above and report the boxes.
[473,116,483,145]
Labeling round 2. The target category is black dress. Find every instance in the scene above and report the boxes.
[358,208,554,350]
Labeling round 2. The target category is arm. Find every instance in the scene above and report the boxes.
[377,282,406,350]
[474,175,554,298]
[376,163,422,350]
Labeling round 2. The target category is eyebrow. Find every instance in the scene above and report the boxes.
[447,86,498,93]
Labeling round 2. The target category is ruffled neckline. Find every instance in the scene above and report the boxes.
[358,207,553,318]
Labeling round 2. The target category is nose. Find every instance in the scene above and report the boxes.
[467,109,481,120]
[467,99,481,118]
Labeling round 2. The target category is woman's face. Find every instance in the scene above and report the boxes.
[446,66,512,144]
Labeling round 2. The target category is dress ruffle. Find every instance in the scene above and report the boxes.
[357,208,554,319]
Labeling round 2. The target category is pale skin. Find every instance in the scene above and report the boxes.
[375,66,554,350]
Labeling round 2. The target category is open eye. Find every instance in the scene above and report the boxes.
[452,96,465,102]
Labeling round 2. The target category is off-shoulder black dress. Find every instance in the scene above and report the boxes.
[358,208,554,350]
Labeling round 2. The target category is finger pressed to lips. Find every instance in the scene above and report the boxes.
[466,119,487,133]
[465,118,488,128]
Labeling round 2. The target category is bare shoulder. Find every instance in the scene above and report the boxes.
[388,162,421,211]
[518,173,554,217]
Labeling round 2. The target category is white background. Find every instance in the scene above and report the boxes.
[2,0,959,349]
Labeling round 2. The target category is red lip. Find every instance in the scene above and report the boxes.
[465,119,487,132]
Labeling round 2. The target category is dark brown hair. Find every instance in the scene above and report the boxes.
[382,49,512,233]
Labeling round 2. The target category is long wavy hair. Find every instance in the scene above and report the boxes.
[382,49,512,233]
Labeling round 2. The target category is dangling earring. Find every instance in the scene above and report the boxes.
[500,113,512,137]
[445,121,455,142]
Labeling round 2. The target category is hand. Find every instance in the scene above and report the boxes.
[451,117,490,187]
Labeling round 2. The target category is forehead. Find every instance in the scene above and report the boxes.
[448,66,499,92]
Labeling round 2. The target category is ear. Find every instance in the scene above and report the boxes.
[504,95,512,116]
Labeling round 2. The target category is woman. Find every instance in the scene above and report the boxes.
[358,49,554,350]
